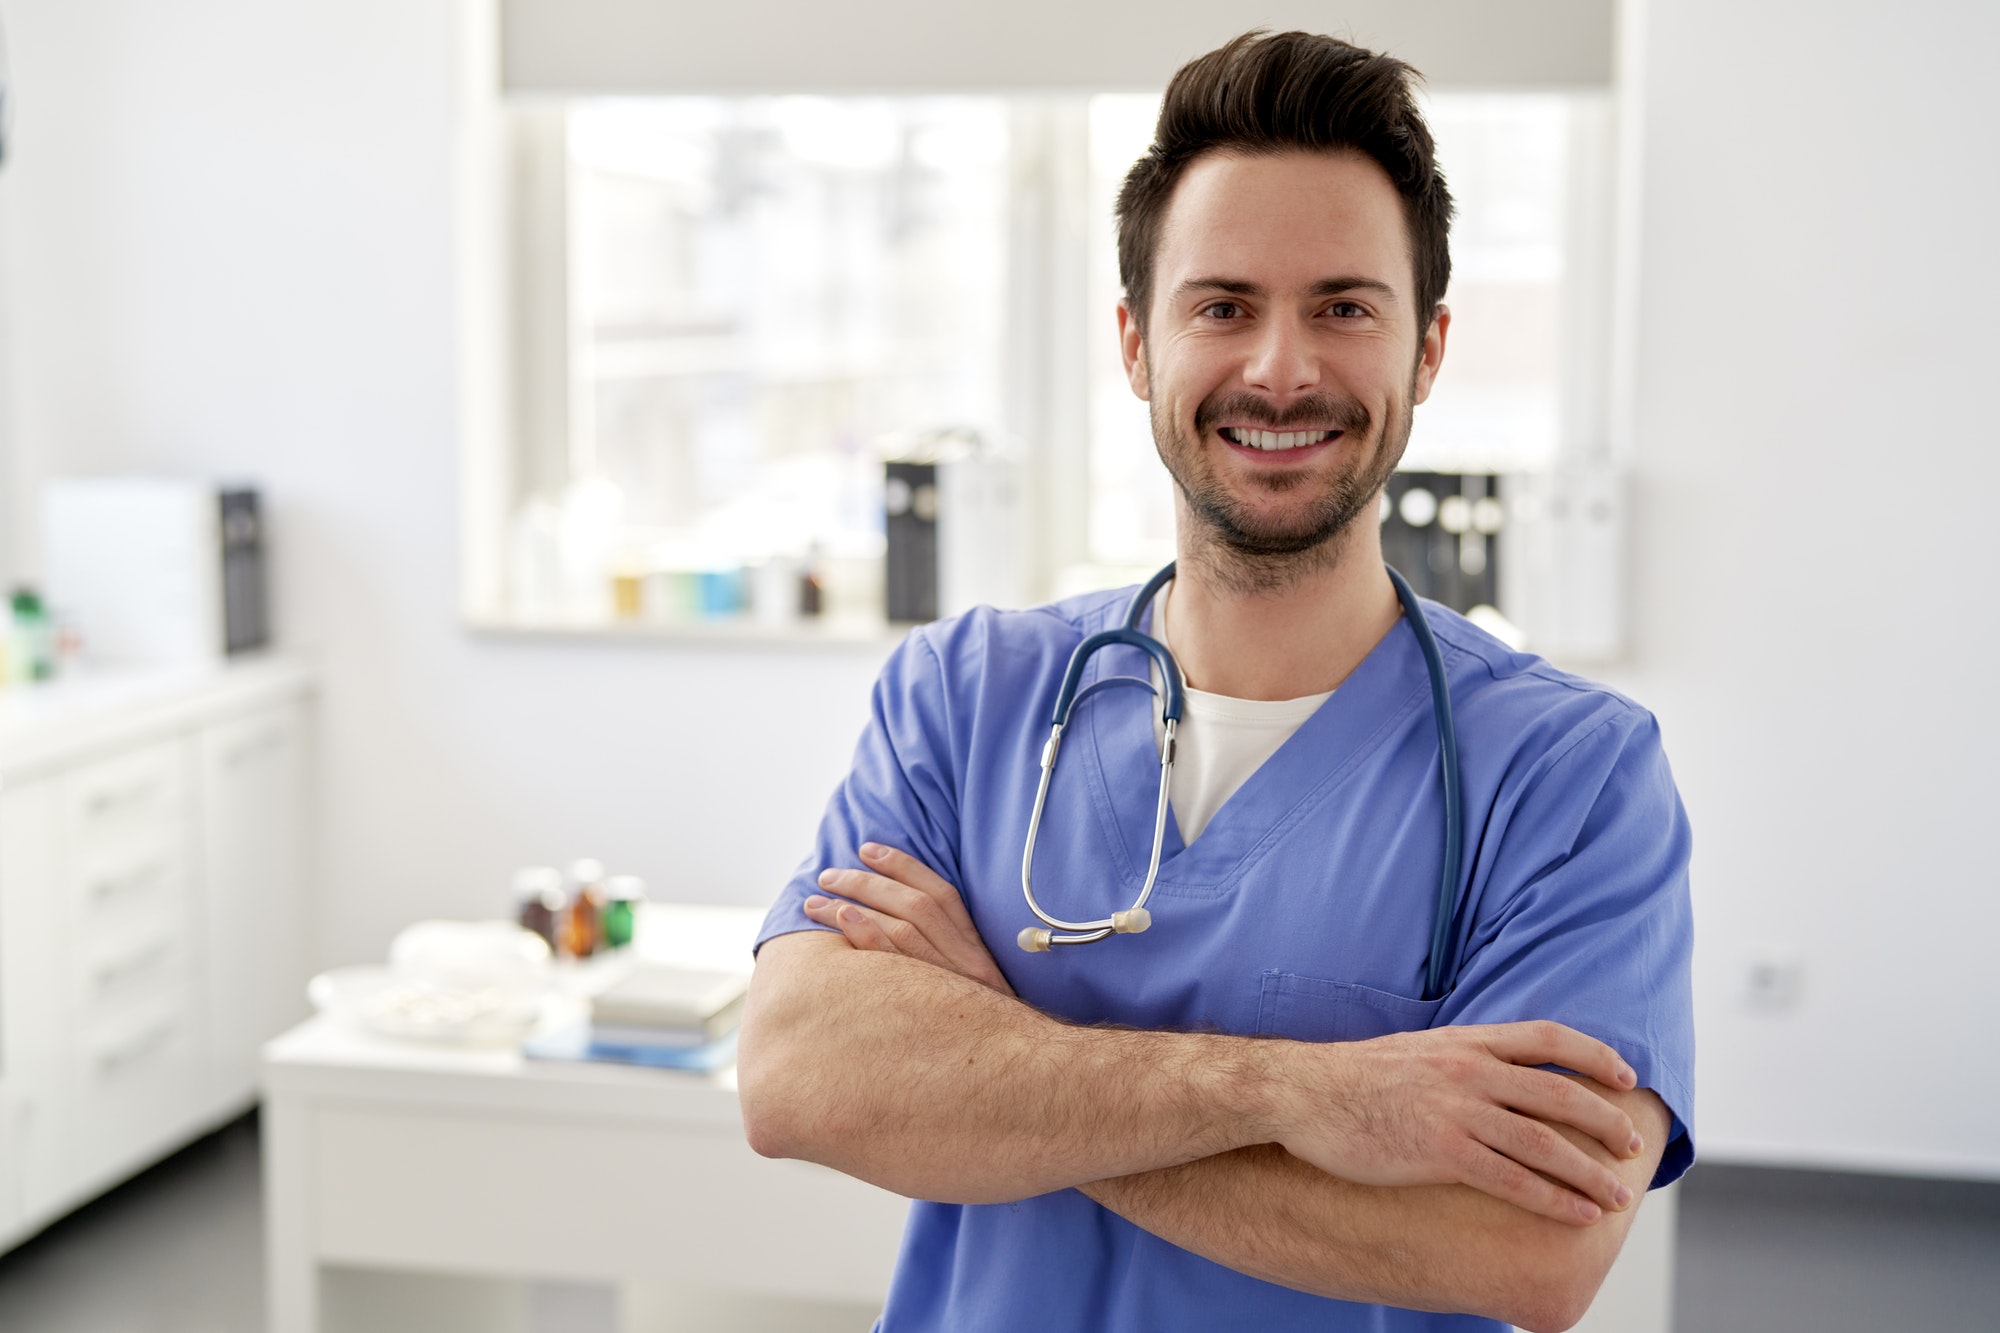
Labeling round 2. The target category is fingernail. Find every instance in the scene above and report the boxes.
[1620,1062,1636,1087]
[860,842,885,859]
[1628,1133,1643,1156]
[805,895,827,910]
[1577,1200,1601,1222]
[817,868,838,886]
[839,905,863,924]
[1614,1184,1633,1208]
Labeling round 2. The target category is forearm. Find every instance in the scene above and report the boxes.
[737,931,1270,1203]
[1079,1085,1669,1333]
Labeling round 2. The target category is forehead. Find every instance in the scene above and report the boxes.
[1153,149,1414,301]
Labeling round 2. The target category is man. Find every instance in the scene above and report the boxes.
[738,30,1693,1333]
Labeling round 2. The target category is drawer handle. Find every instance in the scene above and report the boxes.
[91,862,166,903]
[96,1017,178,1072]
[86,781,161,817]
[222,730,285,768]
[94,940,174,992]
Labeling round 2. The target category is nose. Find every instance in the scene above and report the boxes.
[1242,313,1321,397]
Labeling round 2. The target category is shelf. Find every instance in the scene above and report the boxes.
[463,613,910,651]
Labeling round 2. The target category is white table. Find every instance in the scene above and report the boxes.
[260,905,908,1333]
[262,904,1675,1333]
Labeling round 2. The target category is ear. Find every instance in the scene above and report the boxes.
[1116,300,1150,400]
[1411,304,1450,406]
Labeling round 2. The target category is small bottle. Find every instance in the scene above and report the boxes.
[601,875,646,949]
[512,866,564,952]
[561,858,607,958]
[10,589,55,682]
[798,545,825,619]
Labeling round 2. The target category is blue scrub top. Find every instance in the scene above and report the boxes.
[758,587,1696,1333]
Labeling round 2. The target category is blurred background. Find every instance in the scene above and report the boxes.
[0,1,1995,1330]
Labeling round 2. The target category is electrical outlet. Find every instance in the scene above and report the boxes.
[1741,949,1804,1012]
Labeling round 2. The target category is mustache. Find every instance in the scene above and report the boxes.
[1194,391,1372,436]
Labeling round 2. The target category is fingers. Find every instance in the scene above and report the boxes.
[816,855,1012,993]
[1470,1102,1633,1216]
[806,859,1017,996]
[1480,1020,1637,1096]
[1454,1139,1607,1227]
[1494,1066,1641,1162]
[818,862,956,945]
[803,894,947,969]
[859,843,978,925]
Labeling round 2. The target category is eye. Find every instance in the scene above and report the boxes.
[1325,300,1368,319]
[1198,300,1242,320]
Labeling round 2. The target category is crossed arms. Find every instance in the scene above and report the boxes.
[737,845,1671,1333]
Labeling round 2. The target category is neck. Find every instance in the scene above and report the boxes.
[1164,506,1402,701]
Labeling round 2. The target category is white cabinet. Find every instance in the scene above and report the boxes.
[58,738,205,1199]
[198,705,310,1099]
[0,658,312,1254]
[0,781,68,1234]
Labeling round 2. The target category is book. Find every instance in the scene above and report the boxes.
[523,1024,739,1073]
[588,965,749,1042]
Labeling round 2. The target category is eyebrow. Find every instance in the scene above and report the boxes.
[1174,275,1402,304]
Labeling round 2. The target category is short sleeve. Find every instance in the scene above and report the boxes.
[1437,710,1697,1189]
[755,629,965,956]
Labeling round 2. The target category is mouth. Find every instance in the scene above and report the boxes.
[1217,426,1343,452]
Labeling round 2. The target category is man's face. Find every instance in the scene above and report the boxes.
[1118,149,1448,561]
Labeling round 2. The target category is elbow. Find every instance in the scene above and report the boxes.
[738,1083,796,1162]
[735,1018,813,1161]
[1502,1259,1611,1333]
[1508,1296,1587,1333]
[736,994,863,1165]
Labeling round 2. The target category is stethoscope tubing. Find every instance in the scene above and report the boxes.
[1019,561,1463,1001]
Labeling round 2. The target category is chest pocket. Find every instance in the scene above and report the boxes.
[1256,972,1444,1042]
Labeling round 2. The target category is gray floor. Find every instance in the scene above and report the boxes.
[0,1114,265,1332]
[1672,1162,2000,1332]
[3,1113,1998,1332]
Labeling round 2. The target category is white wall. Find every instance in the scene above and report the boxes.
[0,0,891,970]
[0,0,1994,1178]
[1604,0,2000,1176]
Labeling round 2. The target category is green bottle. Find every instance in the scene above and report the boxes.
[10,589,55,682]
[602,875,646,949]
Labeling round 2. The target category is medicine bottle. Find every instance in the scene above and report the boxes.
[602,876,645,950]
[512,866,564,952]
[562,858,607,958]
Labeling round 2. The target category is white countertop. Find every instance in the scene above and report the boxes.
[0,651,314,781]
[262,903,765,1129]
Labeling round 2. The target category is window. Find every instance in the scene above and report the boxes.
[493,90,1613,633]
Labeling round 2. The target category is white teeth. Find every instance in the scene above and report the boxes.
[1224,428,1336,450]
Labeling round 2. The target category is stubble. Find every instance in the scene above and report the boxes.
[1153,384,1414,596]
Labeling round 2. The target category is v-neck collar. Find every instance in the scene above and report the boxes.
[1074,593,1439,897]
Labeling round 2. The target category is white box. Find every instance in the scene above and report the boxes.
[42,476,262,666]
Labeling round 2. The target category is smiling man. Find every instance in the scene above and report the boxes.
[737,31,1694,1333]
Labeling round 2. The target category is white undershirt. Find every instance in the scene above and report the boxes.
[1150,592,1334,845]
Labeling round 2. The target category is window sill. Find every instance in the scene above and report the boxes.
[463,614,909,651]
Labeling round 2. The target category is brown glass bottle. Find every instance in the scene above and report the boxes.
[561,858,607,958]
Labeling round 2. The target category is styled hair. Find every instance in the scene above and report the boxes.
[1115,30,1454,337]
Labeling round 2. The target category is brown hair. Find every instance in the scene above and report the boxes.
[1115,30,1454,339]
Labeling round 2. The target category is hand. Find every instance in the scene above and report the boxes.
[1264,1021,1646,1227]
[805,843,1016,997]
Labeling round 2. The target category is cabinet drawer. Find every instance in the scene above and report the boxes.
[70,987,203,1189]
[68,836,184,917]
[59,743,185,872]
[77,924,189,1018]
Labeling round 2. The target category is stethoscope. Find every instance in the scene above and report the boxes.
[1017,561,1466,1002]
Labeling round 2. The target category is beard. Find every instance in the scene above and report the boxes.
[1151,383,1414,588]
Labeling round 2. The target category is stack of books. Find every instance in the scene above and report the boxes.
[525,965,750,1071]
